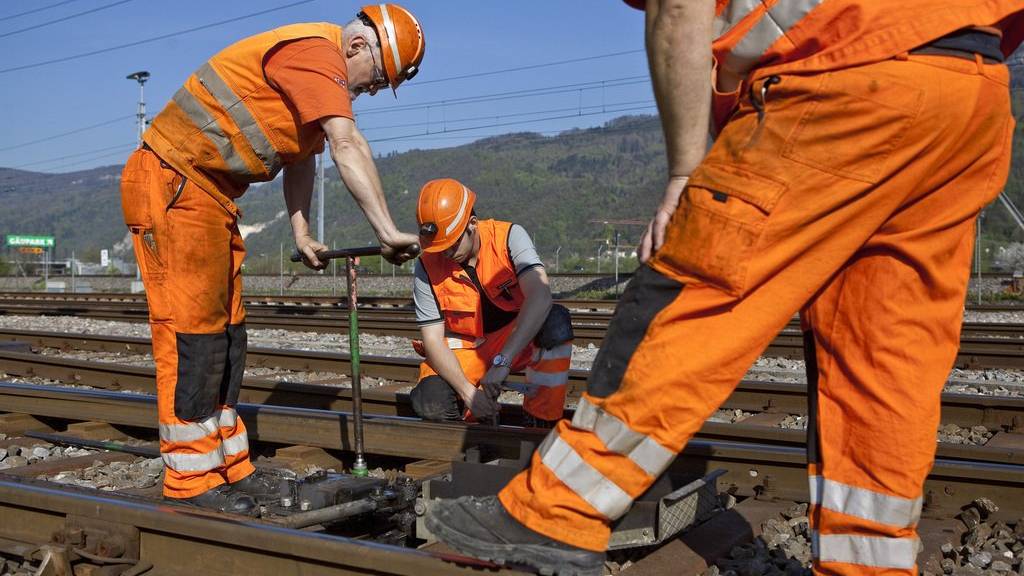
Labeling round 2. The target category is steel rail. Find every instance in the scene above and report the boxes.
[1,344,1022,464]
[3,329,1024,426]
[0,476,514,576]
[0,382,1021,520]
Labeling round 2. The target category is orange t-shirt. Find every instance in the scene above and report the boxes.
[264,37,354,156]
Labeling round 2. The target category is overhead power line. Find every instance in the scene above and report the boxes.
[0,0,136,39]
[10,142,136,169]
[358,76,648,116]
[0,0,318,74]
[0,115,133,153]
[0,0,83,23]
[411,49,646,87]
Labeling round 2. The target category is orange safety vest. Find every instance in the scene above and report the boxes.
[625,0,1024,131]
[420,220,525,349]
[143,23,345,216]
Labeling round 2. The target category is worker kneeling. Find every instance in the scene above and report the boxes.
[410,178,572,425]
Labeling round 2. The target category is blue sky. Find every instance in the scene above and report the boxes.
[0,0,652,174]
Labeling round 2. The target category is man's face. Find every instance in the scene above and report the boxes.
[442,223,476,264]
[347,39,389,101]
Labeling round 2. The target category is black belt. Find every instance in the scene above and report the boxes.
[911,28,1004,63]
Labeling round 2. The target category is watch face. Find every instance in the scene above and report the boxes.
[493,354,506,367]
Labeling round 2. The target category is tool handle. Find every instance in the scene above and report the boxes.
[290,246,383,263]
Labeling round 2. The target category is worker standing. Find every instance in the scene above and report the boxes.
[410,178,573,426]
[119,5,425,515]
[428,1,1024,575]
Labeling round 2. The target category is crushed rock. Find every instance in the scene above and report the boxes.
[40,456,163,491]
[925,498,1023,576]
[702,502,813,576]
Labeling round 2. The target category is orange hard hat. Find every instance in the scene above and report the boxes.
[417,178,476,253]
[358,4,425,96]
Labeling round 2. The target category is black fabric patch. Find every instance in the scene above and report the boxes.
[535,303,574,349]
[409,375,462,421]
[220,324,247,407]
[587,265,684,398]
[174,332,228,421]
[803,330,821,465]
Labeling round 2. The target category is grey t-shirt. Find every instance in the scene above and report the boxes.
[414,224,543,326]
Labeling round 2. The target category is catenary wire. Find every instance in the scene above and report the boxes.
[0,0,318,74]
[409,49,646,87]
[0,0,136,39]
[0,115,133,153]
[0,0,83,23]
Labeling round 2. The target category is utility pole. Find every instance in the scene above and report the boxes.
[597,243,607,274]
[613,231,621,293]
[317,152,325,243]
[555,246,562,273]
[126,71,150,149]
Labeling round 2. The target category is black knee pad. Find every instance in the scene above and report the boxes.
[409,376,461,421]
[535,303,574,349]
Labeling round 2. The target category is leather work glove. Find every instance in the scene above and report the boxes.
[380,231,422,265]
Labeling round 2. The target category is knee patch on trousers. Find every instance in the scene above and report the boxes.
[409,376,461,421]
[174,324,247,421]
[535,303,574,349]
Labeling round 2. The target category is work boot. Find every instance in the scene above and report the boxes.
[174,484,257,516]
[230,469,281,504]
[426,495,605,576]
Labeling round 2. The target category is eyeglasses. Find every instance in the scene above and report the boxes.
[366,45,390,94]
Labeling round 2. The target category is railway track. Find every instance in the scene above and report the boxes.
[1,297,1023,367]
[1,329,1022,461]
[1,337,1023,572]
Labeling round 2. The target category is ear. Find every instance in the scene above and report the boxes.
[346,35,368,58]
[467,215,479,232]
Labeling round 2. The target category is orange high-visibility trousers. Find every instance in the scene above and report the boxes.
[120,148,254,498]
[499,54,1013,575]
[415,320,572,421]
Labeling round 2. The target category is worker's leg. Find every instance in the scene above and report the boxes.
[521,304,574,422]
[412,348,489,420]
[427,54,1014,555]
[803,55,1013,576]
[409,375,463,421]
[220,224,254,484]
[121,151,250,500]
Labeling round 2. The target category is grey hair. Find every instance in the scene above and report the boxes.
[343,17,381,58]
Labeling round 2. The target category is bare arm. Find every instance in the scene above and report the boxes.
[638,0,715,262]
[421,322,498,419]
[283,154,327,269]
[480,267,553,399]
[320,115,420,264]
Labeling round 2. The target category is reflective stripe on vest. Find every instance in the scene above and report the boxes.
[159,407,239,443]
[174,63,283,181]
[524,367,568,388]
[809,476,923,528]
[717,0,824,78]
[571,396,674,477]
[537,431,633,519]
[812,532,920,569]
[195,63,281,176]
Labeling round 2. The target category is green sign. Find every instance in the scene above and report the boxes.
[5,235,54,248]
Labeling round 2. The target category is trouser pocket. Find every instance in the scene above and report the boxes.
[174,332,229,421]
[652,163,786,297]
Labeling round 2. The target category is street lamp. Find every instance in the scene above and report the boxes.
[126,71,150,148]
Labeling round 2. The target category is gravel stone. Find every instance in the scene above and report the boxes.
[5,314,1023,396]
[4,456,27,468]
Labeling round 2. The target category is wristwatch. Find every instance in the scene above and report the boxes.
[492,353,511,368]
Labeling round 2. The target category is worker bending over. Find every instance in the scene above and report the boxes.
[428,1,1024,575]
[410,178,573,426]
[119,4,425,515]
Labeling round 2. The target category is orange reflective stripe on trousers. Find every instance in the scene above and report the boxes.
[120,149,254,498]
[499,54,1013,575]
